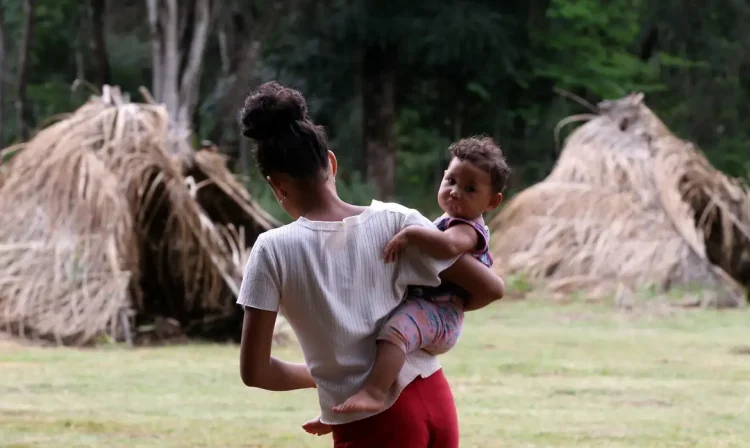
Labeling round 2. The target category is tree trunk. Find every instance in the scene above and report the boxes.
[208,5,284,165]
[0,5,5,144]
[160,0,180,121]
[146,0,214,126]
[176,0,211,126]
[16,0,36,141]
[146,0,163,101]
[88,0,110,86]
[210,40,261,145]
[75,14,86,82]
[217,19,230,77]
[145,0,216,161]
[362,44,397,200]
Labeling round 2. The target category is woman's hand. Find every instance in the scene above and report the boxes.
[440,255,505,311]
[239,307,316,391]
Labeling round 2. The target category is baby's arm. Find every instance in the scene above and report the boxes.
[383,223,478,262]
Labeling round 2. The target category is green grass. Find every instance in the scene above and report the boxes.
[1,299,749,447]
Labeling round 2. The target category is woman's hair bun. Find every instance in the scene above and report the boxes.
[238,81,308,140]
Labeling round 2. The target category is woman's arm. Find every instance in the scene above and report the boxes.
[395,210,502,308]
[440,255,505,311]
[239,306,316,391]
[236,235,315,391]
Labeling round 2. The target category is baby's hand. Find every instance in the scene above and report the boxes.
[383,229,409,263]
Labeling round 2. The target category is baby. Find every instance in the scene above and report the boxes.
[303,136,510,435]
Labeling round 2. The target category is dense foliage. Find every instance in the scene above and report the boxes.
[1,0,748,219]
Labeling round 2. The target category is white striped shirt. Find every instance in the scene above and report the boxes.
[237,200,459,425]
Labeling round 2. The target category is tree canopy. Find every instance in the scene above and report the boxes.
[1,0,748,218]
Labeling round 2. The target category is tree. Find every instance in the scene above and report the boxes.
[362,43,397,200]
[264,0,514,200]
[16,0,35,141]
[145,0,217,148]
[206,1,286,174]
[0,4,5,143]
[88,0,109,86]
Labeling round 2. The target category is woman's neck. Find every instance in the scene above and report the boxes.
[299,185,367,222]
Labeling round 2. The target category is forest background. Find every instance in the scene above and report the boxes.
[1,0,748,219]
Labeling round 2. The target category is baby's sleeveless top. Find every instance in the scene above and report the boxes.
[434,216,493,267]
[410,216,493,300]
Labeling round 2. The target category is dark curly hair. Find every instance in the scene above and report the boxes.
[449,136,510,193]
[238,81,330,179]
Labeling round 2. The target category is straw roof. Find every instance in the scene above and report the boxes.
[0,86,283,345]
[489,93,749,306]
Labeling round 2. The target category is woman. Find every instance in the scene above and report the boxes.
[236,81,505,448]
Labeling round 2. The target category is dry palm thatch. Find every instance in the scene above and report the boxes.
[490,93,749,307]
[0,85,285,345]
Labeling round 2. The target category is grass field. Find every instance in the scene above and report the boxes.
[1,298,749,447]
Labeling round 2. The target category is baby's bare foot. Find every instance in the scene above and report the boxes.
[302,416,332,436]
[332,389,385,414]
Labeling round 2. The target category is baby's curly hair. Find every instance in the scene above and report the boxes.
[449,136,510,193]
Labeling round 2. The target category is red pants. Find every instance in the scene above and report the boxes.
[331,369,459,448]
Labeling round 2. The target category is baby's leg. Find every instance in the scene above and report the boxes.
[333,298,445,414]
[421,295,465,355]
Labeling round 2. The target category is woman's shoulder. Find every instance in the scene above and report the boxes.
[369,200,411,215]
[370,200,430,220]
[253,222,306,248]
[368,200,435,228]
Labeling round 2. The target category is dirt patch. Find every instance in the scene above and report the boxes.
[551,387,624,397]
[557,313,594,323]
[0,410,151,437]
[730,345,750,355]
[0,332,56,351]
[620,398,672,408]
[0,332,22,351]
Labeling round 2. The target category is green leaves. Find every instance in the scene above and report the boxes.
[533,0,658,99]
[4,0,750,206]
[467,82,491,102]
[399,1,514,70]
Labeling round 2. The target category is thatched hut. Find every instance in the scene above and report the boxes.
[0,86,284,345]
[490,93,750,307]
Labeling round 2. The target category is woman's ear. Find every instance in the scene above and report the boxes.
[266,175,286,201]
[328,151,338,177]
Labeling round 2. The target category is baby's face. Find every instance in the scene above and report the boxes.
[438,158,499,219]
